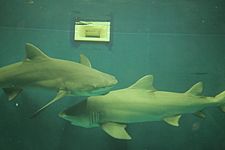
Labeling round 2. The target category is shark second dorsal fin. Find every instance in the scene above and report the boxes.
[25,43,50,61]
[128,75,156,91]
[185,82,203,96]
[80,54,92,68]
[101,122,131,140]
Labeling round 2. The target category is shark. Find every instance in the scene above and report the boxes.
[59,75,225,140]
[0,43,118,117]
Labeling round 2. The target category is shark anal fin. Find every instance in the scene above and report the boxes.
[193,111,206,118]
[163,115,181,127]
[185,82,203,96]
[128,75,156,91]
[80,54,92,68]
[30,89,67,118]
[101,122,131,140]
[3,87,23,101]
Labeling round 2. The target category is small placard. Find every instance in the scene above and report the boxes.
[74,21,110,42]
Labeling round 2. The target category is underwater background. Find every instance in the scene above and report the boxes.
[0,0,225,149]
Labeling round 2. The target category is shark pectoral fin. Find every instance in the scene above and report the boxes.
[30,90,68,118]
[80,54,92,68]
[128,75,156,91]
[3,87,23,101]
[193,111,206,118]
[101,122,132,140]
[185,82,203,96]
[163,115,181,127]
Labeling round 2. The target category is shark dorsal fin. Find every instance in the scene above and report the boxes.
[185,82,203,96]
[128,75,156,91]
[80,54,92,68]
[25,43,50,61]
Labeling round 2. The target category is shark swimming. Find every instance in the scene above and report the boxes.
[59,75,225,140]
[0,43,118,117]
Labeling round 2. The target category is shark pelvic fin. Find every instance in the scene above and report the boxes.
[101,122,132,140]
[128,75,156,91]
[25,43,50,61]
[185,82,203,96]
[193,110,206,118]
[80,54,92,68]
[30,89,68,118]
[163,115,181,127]
[3,87,23,101]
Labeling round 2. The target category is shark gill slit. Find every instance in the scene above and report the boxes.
[89,112,100,125]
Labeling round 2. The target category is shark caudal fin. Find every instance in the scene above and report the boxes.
[215,91,225,112]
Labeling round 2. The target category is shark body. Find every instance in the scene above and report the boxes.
[0,43,117,117]
[60,75,225,140]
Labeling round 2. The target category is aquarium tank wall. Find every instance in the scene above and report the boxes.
[0,0,225,150]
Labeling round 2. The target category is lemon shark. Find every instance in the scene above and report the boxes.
[0,43,118,117]
[59,75,225,140]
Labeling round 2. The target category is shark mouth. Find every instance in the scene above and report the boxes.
[72,86,113,96]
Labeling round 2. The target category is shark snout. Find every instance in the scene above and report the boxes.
[84,75,117,96]
[109,75,118,85]
[103,74,118,87]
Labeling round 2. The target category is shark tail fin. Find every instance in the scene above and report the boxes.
[215,90,225,112]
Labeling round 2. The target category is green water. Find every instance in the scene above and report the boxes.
[0,0,225,149]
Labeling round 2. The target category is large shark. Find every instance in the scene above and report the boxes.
[59,75,225,140]
[0,43,118,117]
